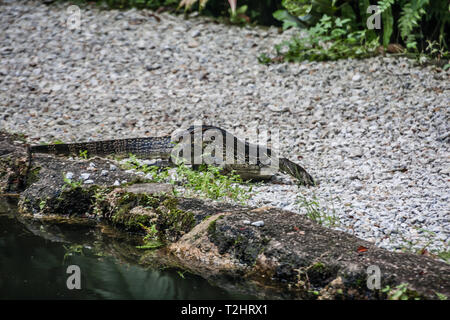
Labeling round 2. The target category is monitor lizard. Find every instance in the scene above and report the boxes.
[29,125,315,186]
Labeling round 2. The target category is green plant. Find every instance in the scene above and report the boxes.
[136,241,164,249]
[136,223,164,249]
[297,192,339,227]
[268,14,379,62]
[62,173,83,191]
[435,292,448,300]
[273,9,305,30]
[79,149,88,159]
[174,162,252,203]
[122,154,252,202]
[381,283,419,300]
[397,0,428,50]
[275,0,341,28]
[270,0,449,62]
[436,250,450,264]
[122,154,169,183]
[423,39,450,62]
[62,244,84,264]
[39,199,47,210]
[258,53,273,64]
[397,227,449,263]
[229,4,250,24]
[177,270,187,279]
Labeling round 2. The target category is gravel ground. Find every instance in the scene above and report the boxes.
[1,1,449,254]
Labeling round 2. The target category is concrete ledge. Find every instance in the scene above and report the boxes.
[1,131,449,299]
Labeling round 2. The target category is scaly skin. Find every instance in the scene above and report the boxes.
[30,125,315,185]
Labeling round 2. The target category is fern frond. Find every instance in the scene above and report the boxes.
[398,0,429,47]
[399,0,429,38]
[377,0,395,13]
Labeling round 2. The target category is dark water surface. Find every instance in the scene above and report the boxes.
[0,197,255,300]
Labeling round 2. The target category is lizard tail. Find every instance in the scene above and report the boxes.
[278,158,315,186]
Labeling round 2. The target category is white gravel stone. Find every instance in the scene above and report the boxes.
[80,173,90,181]
[65,172,74,180]
[251,221,265,227]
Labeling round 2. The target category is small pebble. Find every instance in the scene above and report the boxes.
[80,173,90,180]
[251,221,265,227]
[65,172,74,180]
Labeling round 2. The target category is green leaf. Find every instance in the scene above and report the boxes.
[236,5,247,14]
[273,10,306,30]
[435,292,448,300]
[398,0,429,47]
[39,200,46,210]
[382,6,393,47]
[340,2,356,21]
[282,0,312,17]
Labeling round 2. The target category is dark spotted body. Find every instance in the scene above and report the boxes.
[30,125,314,185]
[30,136,173,159]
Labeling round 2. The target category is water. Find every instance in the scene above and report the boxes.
[0,197,255,300]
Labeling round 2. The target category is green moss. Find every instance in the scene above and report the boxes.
[208,220,217,234]
[156,197,195,242]
[117,212,152,231]
[36,185,97,216]
[116,192,159,210]
[207,215,224,235]
[111,192,160,232]
[107,192,194,241]
[136,240,164,250]
[311,262,325,271]
[60,186,95,211]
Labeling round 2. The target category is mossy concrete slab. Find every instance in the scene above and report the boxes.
[1,131,449,300]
